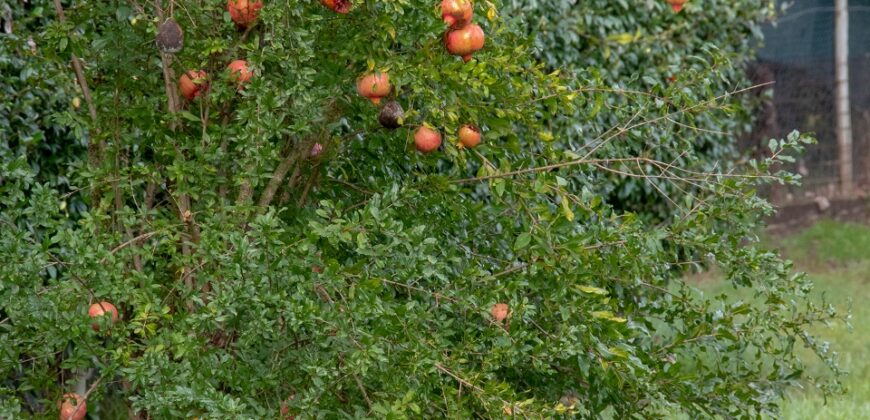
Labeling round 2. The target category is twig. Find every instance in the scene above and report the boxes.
[100,231,159,263]
[353,374,373,410]
[378,278,458,303]
[296,167,320,208]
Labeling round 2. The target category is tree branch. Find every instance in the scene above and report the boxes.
[257,147,302,208]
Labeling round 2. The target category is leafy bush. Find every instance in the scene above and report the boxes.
[0,0,842,418]
[506,0,778,218]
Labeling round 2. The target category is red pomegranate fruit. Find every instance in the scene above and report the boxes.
[457,125,481,148]
[414,126,442,153]
[227,60,253,87]
[227,0,263,27]
[88,301,119,331]
[59,393,87,420]
[445,23,485,62]
[356,72,391,105]
[441,0,473,29]
[179,70,208,101]
[321,0,352,13]
[667,0,687,12]
[490,303,509,322]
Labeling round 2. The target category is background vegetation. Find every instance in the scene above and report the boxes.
[0,0,849,418]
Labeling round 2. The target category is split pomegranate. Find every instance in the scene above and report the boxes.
[227,0,263,27]
[441,0,473,29]
[414,126,442,153]
[457,125,481,148]
[667,0,687,12]
[227,60,253,87]
[179,70,208,101]
[445,23,485,62]
[58,393,87,420]
[88,301,119,331]
[356,72,391,105]
[320,0,352,14]
[490,303,509,322]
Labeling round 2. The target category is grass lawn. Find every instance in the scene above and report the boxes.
[709,220,870,419]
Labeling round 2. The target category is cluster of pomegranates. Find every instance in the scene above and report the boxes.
[441,0,485,63]
[356,70,483,154]
[354,2,488,154]
[174,1,260,101]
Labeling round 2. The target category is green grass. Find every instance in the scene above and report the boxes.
[724,220,870,419]
[769,221,870,419]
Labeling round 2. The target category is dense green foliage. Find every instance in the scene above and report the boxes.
[0,0,843,419]
[507,0,776,218]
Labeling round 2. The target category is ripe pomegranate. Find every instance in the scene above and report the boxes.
[227,60,253,87]
[58,393,86,420]
[445,23,485,62]
[457,125,481,148]
[88,301,119,331]
[356,72,391,105]
[667,0,687,12]
[179,70,208,101]
[414,126,442,153]
[321,0,351,14]
[227,0,263,27]
[490,303,509,322]
[441,0,473,29]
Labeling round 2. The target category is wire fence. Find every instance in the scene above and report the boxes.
[742,0,870,204]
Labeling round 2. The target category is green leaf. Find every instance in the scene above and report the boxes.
[576,285,609,296]
[591,311,627,323]
[514,232,532,250]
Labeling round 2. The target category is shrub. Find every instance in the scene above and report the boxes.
[0,1,841,418]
